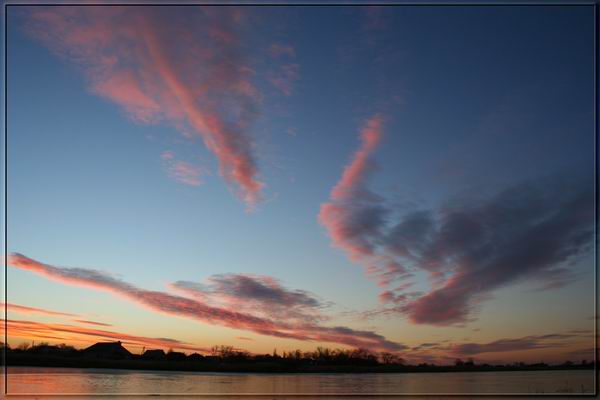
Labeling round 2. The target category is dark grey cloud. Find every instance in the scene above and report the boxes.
[322,170,593,326]
[396,178,593,325]
[171,273,328,324]
[452,333,581,355]
[10,253,405,352]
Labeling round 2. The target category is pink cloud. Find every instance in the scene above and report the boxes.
[161,151,205,186]
[269,43,296,58]
[3,303,79,318]
[25,6,264,207]
[330,115,383,201]
[171,273,328,324]
[7,319,208,353]
[93,69,161,124]
[449,333,588,356]
[72,319,113,327]
[318,115,384,260]
[268,63,300,96]
[318,114,406,289]
[9,253,406,353]
[318,115,592,326]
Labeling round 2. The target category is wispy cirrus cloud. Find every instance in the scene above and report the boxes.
[5,303,113,328]
[25,6,264,207]
[269,43,296,58]
[319,116,593,326]
[411,342,441,351]
[390,181,593,326]
[7,319,208,353]
[3,303,79,318]
[268,63,300,97]
[402,331,593,364]
[160,151,206,186]
[266,41,299,96]
[73,319,113,327]
[450,333,587,356]
[9,253,406,353]
[319,114,411,289]
[171,273,328,324]
[318,114,385,263]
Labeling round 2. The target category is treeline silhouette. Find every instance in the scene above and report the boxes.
[5,341,596,374]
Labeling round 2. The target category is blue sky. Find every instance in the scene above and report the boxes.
[5,5,595,363]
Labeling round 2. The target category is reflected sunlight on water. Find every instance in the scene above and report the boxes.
[6,367,596,396]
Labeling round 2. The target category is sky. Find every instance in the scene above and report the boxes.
[4,4,596,364]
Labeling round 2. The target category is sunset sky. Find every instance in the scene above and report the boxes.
[5,5,595,365]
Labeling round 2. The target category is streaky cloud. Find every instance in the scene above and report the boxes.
[73,319,113,327]
[318,114,411,288]
[3,303,79,318]
[7,318,208,353]
[268,63,300,97]
[9,253,406,353]
[161,151,205,186]
[319,115,593,326]
[25,6,264,207]
[268,43,296,58]
[171,273,327,324]
[397,179,593,325]
[451,333,584,356]
[318,114,385,262]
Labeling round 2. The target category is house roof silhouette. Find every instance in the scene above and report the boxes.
[142,349,166,359]
[83,341,132,359]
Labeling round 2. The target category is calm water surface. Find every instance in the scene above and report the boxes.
[6,367,596,396]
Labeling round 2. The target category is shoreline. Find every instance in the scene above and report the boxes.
[7,355,595,375]
[8,365,596,376]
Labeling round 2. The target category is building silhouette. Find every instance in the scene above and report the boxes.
[83,341,132,359]
[142,349,166,360]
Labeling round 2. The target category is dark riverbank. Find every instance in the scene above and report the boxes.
[8,353,595,374]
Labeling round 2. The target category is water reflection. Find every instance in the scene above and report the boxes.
[7,367,596,395]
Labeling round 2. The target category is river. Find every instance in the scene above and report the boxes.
[6,367,595,396]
